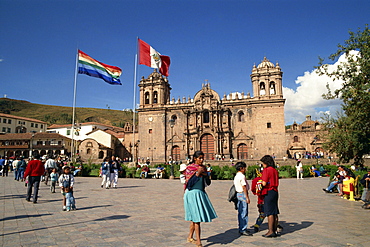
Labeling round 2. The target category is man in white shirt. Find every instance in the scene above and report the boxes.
[234,162,252,236]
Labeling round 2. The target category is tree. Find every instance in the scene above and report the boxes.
[316,25,370,165]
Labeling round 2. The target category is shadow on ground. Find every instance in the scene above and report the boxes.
[205,228,241,246]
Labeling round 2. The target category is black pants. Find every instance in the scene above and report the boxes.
[26,176,41,202]
[2,165,9,176]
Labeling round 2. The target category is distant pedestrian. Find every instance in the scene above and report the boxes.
[109,156,119,188]
[296,160,303,179]
[24,154,45,203]
[0,156,4,175]
[50,168,59,193]
[44,155,57,185]
[12,157,19,180]
[17,157,27,181]
[2,156,9,177]
[101,157,110,189]
[59,166,76,211]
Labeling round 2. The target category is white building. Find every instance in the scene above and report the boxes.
[0,113,47,134]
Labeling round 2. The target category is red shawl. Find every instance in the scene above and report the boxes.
[184,163,199,190]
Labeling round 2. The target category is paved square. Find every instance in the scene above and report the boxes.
[1,174,369,246]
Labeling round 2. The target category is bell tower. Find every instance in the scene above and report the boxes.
[250,57,283,99]
[139,69,171,108]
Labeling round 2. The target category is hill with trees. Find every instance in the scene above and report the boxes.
[0,97,134,127]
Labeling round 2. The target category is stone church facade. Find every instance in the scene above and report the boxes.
[137,57,286,162]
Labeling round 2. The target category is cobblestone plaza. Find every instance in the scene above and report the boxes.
[1,175,369,246]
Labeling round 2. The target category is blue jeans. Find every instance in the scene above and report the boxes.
[65,192,75,208]
[17,168,25,181]
[237,192,249,233]
[326,181,339,191]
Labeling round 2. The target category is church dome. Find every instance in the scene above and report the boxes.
[257,57,275,69]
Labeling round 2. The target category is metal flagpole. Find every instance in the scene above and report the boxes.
[70,49,79,163]
[132,38,139,166]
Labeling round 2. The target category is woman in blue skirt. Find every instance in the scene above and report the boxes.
[184,151,217,247]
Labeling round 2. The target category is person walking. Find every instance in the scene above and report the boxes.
[2,156,9,177]
[260,155,280,238]
[101,157,110,189]
[234,161,252,236]
[17,157,27,182]
[109,156,119,188]
[24,154,45,203]
[296,159,303,179]
[183,151,217,247]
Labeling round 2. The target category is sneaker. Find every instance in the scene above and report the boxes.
[62,206,66,211]
[239,230,253,236]
[66,207,70,211]
[101,185,103,188]
[72,206,77,211]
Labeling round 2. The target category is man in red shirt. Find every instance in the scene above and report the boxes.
[24,154,45,203]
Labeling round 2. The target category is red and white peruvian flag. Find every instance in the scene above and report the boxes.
[138,39,171,77]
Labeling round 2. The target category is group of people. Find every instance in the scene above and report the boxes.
[295,159,328,179]
[1,154,77,211]
[182,151,281,247]
[100,156,121,189]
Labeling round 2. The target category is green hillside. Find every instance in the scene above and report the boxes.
[0,98,134,127]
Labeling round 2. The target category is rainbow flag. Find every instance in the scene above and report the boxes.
[78,50,122,85]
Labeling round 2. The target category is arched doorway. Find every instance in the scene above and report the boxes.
[237,143,248,160]
[172,145,180,161]
[200,134,214,160]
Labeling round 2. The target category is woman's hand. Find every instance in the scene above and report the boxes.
[196,165,207,176]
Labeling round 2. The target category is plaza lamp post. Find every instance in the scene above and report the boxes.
[169,119,175,179]
[29,131,36,158]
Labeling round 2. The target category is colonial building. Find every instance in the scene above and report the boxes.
[0,113,47,134]
[137,57,286,162]
[286,115,332,159]
[0,132,71,158]
[48,122,134,163]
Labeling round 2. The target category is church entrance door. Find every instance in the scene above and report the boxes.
[237,143,248,160]
[200,134,214,160]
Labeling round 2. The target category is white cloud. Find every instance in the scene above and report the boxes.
[283,51,359,125]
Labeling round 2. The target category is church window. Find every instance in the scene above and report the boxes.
[86,142,93,147]
[145,92,150,104]
[153,91,158,104]
[67,130,71,135]
[238,111,244,122]
[267,122,271,128]
[149,129,152,134]
[270,82,276,95]
[87,148,91,154]
[293,136,299,142]
[315,123,320,130]
[293,124,298,130]
[260,82,266,95]
[203,111,209,123]
[98,151,104,159]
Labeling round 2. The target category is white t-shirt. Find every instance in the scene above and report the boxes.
[234,172,249,193]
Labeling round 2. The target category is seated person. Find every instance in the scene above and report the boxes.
[311,165,321,177]
[360,169,370,202]
[323,172,341,193]
[73,164,83,176]
[140,165,149,178]
[154,165,164,179]
[318,164,328,176]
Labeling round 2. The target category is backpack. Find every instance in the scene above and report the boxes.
[228,184,238,210]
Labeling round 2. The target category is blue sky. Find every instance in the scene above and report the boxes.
[1,0,369,125]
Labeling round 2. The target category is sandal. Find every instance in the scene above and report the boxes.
[187,238,196,243]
